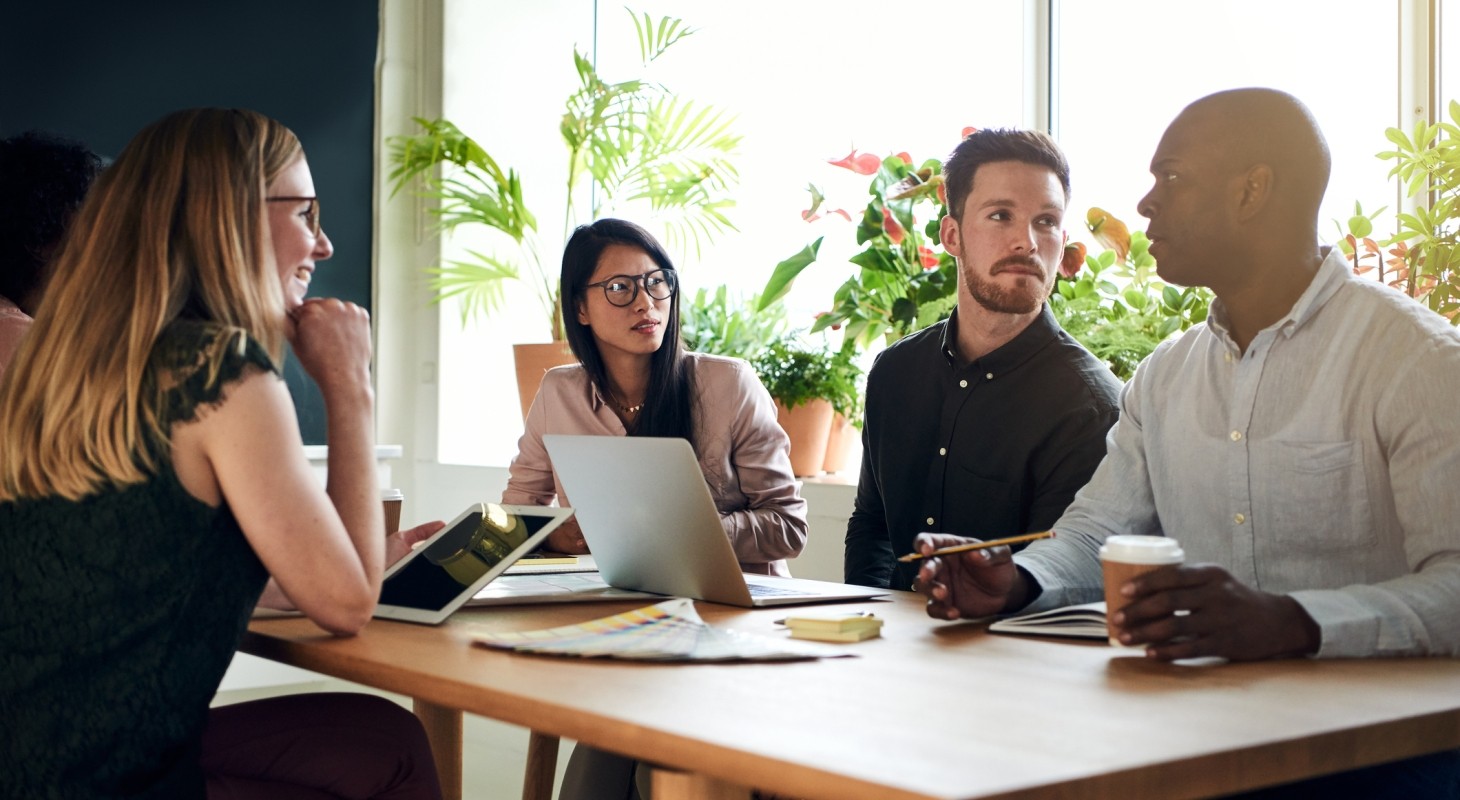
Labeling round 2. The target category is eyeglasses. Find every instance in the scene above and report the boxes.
[266,195,321,237]
[584,268,677,307]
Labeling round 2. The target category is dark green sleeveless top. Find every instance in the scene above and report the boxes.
[0,321,276,799]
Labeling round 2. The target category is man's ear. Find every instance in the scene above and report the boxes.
[1235,163,1273,221]
[940,214,964,259]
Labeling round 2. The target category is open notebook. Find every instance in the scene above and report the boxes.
[987,601,1107,639]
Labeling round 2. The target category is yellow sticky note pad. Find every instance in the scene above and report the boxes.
[783,613,883,643]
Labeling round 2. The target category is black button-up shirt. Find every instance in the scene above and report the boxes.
[845,305,1121,590]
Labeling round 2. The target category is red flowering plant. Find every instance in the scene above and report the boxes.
[757,146,959,351]
[1051,208,1212,379]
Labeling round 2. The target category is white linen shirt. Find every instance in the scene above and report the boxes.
[1016,249,1460,657]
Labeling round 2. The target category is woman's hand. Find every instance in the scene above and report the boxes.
[385,520,448,566]
[286,297,372,402]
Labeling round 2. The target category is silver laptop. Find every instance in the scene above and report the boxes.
[542,434,887,608]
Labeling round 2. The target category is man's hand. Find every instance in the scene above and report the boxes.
[1114,563,1321,661]
[385,520,447,567]
[544,516,589,554]
[914,533,1023,620]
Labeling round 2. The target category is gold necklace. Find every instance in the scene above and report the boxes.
[607,387,644,415]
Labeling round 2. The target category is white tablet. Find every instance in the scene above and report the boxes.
[374,502,574,624]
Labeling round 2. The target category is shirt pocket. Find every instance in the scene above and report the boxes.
[944,470,1023,539]
[1260,440,1374,551]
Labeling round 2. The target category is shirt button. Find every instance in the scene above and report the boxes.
[939,448,947,456]
[1225,352,1233,363]
[1234,513,1246,525]
[926,517,935,525]
[1230,430,1243,442]
[985,372,994,380]
[959,380,968,388]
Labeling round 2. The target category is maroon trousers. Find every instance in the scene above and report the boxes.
[201,693,443,800]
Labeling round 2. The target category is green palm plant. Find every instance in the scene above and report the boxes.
[388,10,741,339]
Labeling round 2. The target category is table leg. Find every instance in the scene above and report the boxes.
[651,766,752,800]
[522,731,560,800]
[414,699,463,800]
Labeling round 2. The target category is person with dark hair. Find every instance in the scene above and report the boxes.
[503,217,806,572]
[843,128,1121,591]
[0,109,443,799]
[0,130,105,377]
[503,217,807,800]
[916,88,1459,796]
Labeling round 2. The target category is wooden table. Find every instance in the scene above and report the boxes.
[240,593,1460,800]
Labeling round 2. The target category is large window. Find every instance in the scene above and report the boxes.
[433,0,1421,467]
[1056,0,1399,247]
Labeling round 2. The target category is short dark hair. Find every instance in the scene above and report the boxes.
[0,131,106,306]
[942,128,1070,221]
[560,218,696,442]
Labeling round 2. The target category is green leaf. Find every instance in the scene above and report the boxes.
[1162,285,1182,310]
[758,238,823,310]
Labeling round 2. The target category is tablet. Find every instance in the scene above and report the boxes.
[374,502,574,624]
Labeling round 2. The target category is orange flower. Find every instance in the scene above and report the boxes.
[918,247,939,269]
[828,149,881,175]
[1086,207,1131,263]
[961,126,979,138]
[1060,241,1086,278]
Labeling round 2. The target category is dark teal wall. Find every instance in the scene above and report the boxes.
[0,0,379,444]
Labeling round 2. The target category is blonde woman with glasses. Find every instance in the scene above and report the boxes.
[0,108,442,799]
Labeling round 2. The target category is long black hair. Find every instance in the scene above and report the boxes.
[560,218,696,443]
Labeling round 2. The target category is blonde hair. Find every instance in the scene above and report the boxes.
[0,108,302,501]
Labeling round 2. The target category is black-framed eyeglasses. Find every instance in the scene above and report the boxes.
[266,195,321,237]
[584,268,677,307]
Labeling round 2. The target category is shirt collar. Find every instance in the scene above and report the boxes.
[1207,247,1351,345]
[939,304,1061,373]
[589,380,611,411]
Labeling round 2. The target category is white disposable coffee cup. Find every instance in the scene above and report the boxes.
[381,488,404,536]
[1099,535,1184,647]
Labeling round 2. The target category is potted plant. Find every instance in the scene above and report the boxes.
[1335,99,1460,323]
[680,285,787,361]
[1052,208,1212,380]
[758,147,958,351]
[751,337,863,477]
[386,9,743,416]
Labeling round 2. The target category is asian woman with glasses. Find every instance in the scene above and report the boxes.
[501,217,809,799]
[0,108,442,799]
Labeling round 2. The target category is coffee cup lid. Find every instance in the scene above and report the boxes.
[1099,535,1183,564]
[380,488,405,501]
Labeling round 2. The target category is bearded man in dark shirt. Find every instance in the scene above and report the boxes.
[844,128,1121,591]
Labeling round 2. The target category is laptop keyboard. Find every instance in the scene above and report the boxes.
[746,582,812,598]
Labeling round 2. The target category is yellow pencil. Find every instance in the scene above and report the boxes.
[896,531,1054,563]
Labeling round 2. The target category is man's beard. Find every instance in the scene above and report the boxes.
[963,256,1051,315]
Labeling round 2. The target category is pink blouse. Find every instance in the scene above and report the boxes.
[0,295,32,383]
[503,352,808,576]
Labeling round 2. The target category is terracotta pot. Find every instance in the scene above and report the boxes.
[822,413,856,474]
[775,398,834,478]
[513,341,577,420]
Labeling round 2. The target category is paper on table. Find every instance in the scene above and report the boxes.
[469,598,853,662]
